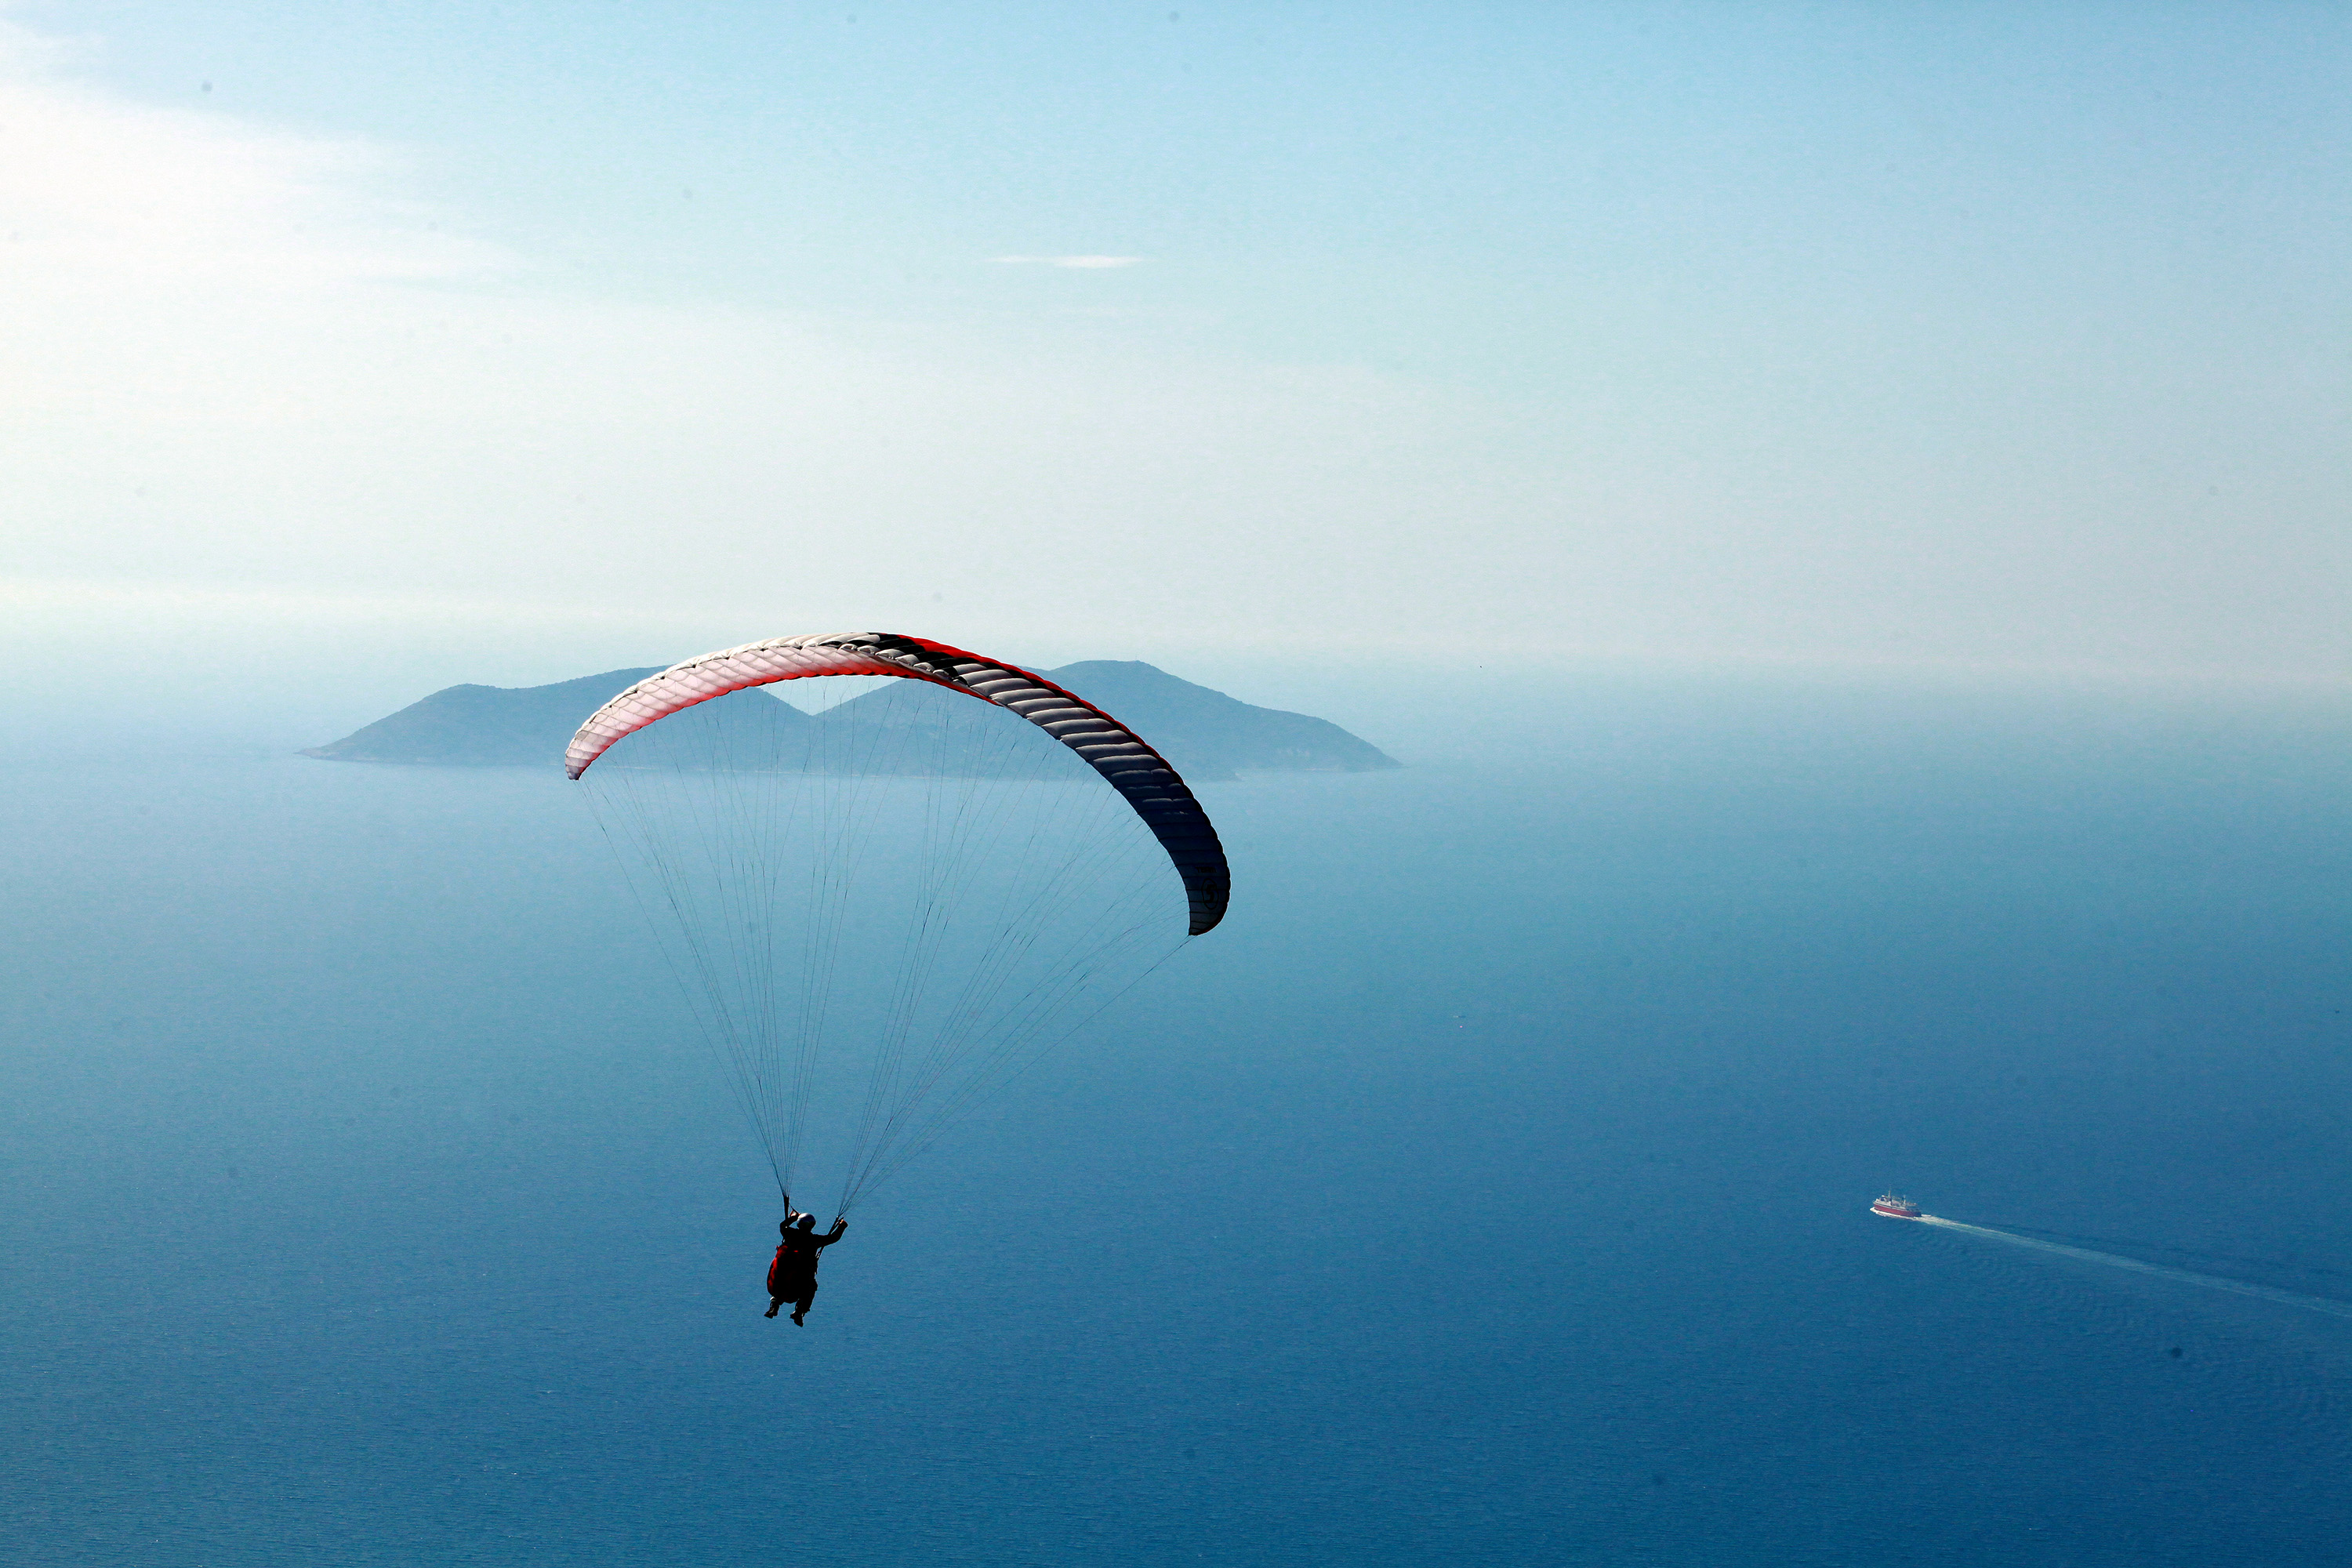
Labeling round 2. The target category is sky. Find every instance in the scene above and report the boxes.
[2,2,2347,735]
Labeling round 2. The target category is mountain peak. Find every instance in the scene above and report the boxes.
[300,668,666,767]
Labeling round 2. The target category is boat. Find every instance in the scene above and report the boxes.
[1871,1192,1922,1219]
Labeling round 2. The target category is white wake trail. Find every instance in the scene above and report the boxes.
[1917,1216,2352,1320]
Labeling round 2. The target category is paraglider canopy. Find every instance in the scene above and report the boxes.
[568,632,1227,934]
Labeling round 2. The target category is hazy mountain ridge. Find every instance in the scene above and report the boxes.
[301,659,1398,780]
[299,669,669,768]
[1042,661,1396,778]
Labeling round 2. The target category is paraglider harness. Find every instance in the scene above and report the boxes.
[768,1205,845,1298]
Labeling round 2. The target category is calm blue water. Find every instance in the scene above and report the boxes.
[5,677,2351,1565]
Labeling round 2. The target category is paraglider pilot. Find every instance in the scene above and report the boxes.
[766,1208,848,1324]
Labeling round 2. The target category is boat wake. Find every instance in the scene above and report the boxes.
[1916,1215,2352,1321]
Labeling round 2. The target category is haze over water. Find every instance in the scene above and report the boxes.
[6,672,2350,1566]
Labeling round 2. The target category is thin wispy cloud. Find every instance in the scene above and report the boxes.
[0,38,504,291]
[993,254,1143,269]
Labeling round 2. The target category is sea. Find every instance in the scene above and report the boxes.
[5,670,2350,1566]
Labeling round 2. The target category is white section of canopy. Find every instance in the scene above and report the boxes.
[562,635,913,779]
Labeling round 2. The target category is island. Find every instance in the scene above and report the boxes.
[302,659,1397,782]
